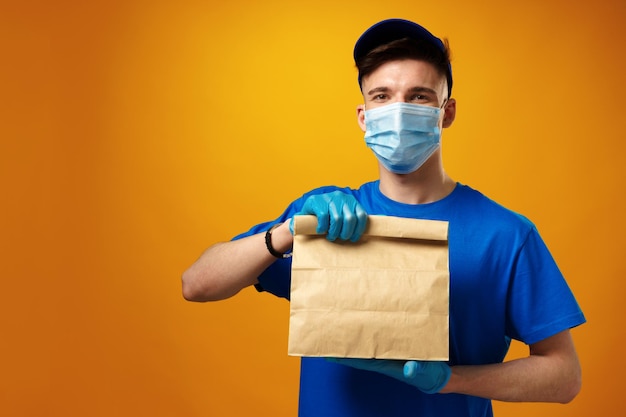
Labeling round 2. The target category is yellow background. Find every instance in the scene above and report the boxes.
[2,0,624,415]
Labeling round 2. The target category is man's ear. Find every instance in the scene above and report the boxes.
[356,104,366,132]
[442,98,456,128]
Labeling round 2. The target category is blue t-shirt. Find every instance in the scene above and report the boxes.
[234,181,586,417]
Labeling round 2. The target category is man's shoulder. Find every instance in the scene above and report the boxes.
[454,184,535,229]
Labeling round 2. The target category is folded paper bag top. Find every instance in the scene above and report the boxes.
[289,215,450,361]
[291,214,449,241]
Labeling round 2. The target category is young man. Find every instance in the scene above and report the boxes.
[182,18,585,417]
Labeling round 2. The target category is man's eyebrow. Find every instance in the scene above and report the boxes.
[408,86,438,95]
[366,86,390,96]
[366,86,438,96]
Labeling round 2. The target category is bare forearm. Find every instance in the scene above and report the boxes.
[181,234,269,301]
[440,331,581,403]
[444,357,576,403]
[181,222,293,302]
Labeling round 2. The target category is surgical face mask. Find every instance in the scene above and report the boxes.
[364,102,442,174]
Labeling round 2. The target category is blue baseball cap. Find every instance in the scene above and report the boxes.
[354,19,453,97]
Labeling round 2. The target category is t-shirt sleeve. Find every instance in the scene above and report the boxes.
[505,227,586,345]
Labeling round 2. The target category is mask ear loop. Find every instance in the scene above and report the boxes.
[439,99,449,124]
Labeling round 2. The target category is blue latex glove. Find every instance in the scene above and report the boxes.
[327,358,451,394]
[289,191,368,242]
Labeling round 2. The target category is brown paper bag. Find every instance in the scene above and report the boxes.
[288,214,449,360]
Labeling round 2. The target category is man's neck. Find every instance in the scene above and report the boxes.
[378,156,456,205]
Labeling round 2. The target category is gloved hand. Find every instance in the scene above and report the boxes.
[289,191,367,242]
[327,358,451,394]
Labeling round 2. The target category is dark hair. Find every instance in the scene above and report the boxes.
[356,37,452,96]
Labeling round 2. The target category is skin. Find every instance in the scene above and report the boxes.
[182,57,582,404]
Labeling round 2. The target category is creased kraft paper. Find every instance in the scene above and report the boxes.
[288,215,449,360]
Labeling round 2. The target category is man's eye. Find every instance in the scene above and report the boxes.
[373,94,387,100]
[410,95,427,102]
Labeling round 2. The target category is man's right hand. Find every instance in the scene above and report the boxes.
[289,191,368,242]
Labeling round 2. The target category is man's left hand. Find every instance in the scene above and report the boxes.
[327,358,451,394]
